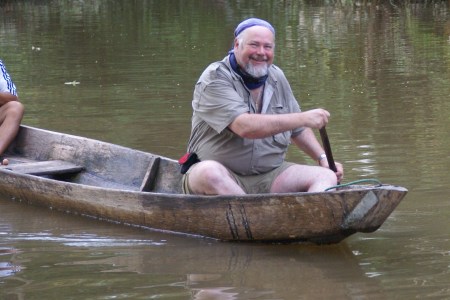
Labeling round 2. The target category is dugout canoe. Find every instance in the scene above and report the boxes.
[0,125,408,244]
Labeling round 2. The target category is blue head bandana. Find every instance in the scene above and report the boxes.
[234,18,275,37]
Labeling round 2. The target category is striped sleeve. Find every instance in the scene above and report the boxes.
[0,60,17,96]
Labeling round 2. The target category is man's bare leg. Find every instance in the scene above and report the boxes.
[271,164,337,193]
[186,160,245,195]
[0,101,25,158]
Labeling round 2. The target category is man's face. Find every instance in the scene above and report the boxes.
[234,26,275,78]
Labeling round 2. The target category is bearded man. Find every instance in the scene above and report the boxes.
[181,18,343,195]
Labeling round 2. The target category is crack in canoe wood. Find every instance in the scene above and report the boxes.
[226,203,253,240]
[239,204,253,240]
[226,204,238,239]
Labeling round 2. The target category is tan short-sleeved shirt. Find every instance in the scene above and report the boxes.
[186,55,304,176]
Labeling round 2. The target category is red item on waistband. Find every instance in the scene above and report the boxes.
[178,152,190,164]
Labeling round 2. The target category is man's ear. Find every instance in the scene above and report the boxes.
[233,38,239,50]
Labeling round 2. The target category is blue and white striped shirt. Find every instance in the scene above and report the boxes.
[0,60,17,96]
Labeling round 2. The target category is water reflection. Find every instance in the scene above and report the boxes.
[0,221,22,279]
[5,242,382,299]
[1,199,384,299]
[0,247,21,278]
[5,233,165,248]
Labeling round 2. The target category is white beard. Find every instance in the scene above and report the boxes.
[244,61,269,78]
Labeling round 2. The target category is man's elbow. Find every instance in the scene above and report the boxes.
[229,124,263,139]
[228,114,260,138]
[239,130,260,139]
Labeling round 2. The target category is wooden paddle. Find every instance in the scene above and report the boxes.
[319,127,338,173]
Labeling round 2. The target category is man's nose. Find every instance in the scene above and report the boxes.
[256,45,266,55]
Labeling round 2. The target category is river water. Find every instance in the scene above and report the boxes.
[1,1,449,299]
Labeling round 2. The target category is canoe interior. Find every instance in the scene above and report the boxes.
[3,126,184,194]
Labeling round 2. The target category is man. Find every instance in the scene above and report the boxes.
[0,59,24,164]
[182,18,343,195]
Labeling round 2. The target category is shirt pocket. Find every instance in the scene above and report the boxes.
[270,104,289,115]
[270,103,292,147]
[272,131,291,148]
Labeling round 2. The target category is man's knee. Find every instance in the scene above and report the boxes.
[10,101,24,118]
[190,160,228,183]
[187,160,243,195]
[320,167,338,185]
[3,101,24,120]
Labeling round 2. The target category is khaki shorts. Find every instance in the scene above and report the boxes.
[182,161,294,194]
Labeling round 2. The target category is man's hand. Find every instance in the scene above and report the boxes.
[319,159,344,183]
[300,109,330,129]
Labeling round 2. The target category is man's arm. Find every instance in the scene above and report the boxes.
[0,92,19,106]
[228,108,330,139]
[291,128,327,165]
[292,128,344,180]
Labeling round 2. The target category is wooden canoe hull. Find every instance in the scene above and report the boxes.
[0,126,408,243]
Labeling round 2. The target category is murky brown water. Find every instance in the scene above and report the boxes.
[1,1,450,299]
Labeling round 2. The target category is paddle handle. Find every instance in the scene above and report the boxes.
[319,127,337,173]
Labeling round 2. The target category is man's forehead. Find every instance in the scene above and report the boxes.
[241,26,275,42]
